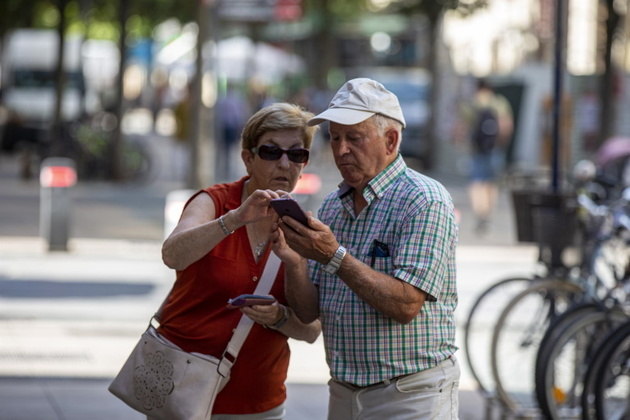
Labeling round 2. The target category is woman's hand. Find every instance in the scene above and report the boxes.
[240,302,284,327]
[232,189,283,226]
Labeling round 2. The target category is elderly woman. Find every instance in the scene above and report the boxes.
[159,103,321,419]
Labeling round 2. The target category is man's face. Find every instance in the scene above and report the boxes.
[329,119,392,190]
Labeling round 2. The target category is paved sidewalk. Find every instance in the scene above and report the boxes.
[0,236,538,420]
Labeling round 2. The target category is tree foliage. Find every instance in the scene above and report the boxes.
[391,0,488,20]
[0,0,196,41]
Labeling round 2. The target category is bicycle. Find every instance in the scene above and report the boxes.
[533,187,630,419]
[463,166,627,418]
[584,317,630,420]
[463,186,579,417]
[487,181,628,416]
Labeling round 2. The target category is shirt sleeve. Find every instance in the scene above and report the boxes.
[392,199,457,301]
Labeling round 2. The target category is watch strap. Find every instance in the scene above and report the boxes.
[323,245,346,274]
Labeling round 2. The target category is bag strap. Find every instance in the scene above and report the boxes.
[151,251,282,377]
[217,252,281,376]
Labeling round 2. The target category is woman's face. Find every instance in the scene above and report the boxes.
[242,128,308,193]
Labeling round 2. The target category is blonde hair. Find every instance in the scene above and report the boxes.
[241,103,318,150]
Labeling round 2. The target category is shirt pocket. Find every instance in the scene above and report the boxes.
[371,255,393,275]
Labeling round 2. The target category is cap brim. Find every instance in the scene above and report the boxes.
[307,108,375,127]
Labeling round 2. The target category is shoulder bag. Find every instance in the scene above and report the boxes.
[109,252,281,420]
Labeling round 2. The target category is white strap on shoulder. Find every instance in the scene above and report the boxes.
[223,252,282,360]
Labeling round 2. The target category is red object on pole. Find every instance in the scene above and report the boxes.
[40,166,77,188]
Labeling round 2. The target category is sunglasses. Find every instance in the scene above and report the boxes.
[251,144,310,164]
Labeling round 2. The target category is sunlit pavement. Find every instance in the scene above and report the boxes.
[0,137,541,419]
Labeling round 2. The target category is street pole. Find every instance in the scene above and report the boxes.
[188,0,211,189]
[551,0,566,193]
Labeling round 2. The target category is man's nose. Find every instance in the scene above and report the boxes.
[336,139,351,155]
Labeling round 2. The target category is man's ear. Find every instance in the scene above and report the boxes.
[385,129,399,155]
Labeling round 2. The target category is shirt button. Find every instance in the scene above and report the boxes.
[252,276,258,282]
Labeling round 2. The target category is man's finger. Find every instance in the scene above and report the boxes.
[281,215,310,234]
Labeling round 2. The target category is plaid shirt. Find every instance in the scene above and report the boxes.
[309,155,458,386]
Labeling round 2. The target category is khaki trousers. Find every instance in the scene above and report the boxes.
[327,356,460,420]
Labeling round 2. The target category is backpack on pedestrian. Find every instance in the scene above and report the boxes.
[472,107,499,154]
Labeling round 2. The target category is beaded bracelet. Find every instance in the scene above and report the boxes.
[218,214,234,236]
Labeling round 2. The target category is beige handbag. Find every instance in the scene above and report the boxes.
[109,253,281,420]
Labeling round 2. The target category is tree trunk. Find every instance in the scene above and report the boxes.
[111,0,128,181]
[188,0,207,189]
[311,0,334,90]
[424,13,442,171]
[51,0,67,156]
[598,0,620,147]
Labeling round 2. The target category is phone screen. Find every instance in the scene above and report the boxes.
[270,198,308,226]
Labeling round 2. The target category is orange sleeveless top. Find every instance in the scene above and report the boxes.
[158,177,290,414]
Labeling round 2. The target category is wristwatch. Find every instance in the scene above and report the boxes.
[323,245,347,274]
[269,305,289,330]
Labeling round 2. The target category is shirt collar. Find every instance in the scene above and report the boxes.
[336,154,407,201]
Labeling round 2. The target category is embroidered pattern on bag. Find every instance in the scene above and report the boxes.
[133,351,175,410]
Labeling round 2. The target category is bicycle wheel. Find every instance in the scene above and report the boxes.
[533,302,599,416]
[535,305,627,419]
[594,320,630,420]
[490,279,584,415]
[463,276,532,394]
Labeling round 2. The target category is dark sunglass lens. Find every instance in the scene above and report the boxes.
[287,149,309,163]
[257,145,283,160]
[256,145,309,163]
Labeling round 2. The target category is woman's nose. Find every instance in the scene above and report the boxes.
[278,153,291,167]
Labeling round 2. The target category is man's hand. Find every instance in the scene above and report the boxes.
[270,221,304,266]
[279,216,339,264]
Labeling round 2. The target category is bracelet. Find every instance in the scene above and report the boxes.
[218,214,234,236]
[269,305,289,330]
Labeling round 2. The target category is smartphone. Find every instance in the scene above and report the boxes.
[270,198,309,226]
[226,294,276,309]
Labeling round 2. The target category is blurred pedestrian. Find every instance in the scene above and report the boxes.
[273,78,460,419]
[459,78,513,235]
[216,83,249,181]
[172,82,193,183]
[160,103,321,419]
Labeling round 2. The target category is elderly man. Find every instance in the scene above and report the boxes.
[273,78,460,419]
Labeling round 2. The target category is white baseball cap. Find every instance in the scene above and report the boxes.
[308,78,406,128]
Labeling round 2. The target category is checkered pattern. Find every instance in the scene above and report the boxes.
[309,155,459,386]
